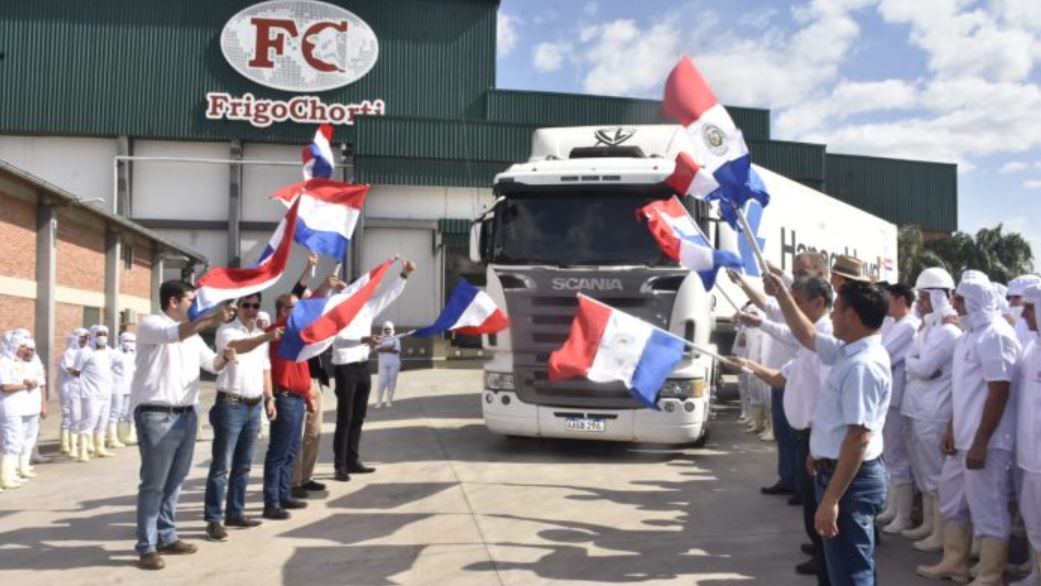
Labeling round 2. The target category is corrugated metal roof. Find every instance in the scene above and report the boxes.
[354,116,533,161]
[484,89,771,142]
[0,0,497,142]
[825,154,957,233]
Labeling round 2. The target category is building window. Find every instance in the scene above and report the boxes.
[123,244,134,270]
[83,307,101,328]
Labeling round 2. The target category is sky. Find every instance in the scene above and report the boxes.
[495,0,1041,255]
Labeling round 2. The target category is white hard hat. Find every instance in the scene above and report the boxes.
[915,267,955,290]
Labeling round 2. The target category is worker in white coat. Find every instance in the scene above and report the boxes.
[877,282,921,534]
[74,325,116,462]
[1013,284,1041,586]
[109,332,137,447]
[58,328,88,455]
[375,321,401,408]
[900,267,961,551]
[918,270,1020,585]
[1008,275,1041,347]
[0,332,46,489]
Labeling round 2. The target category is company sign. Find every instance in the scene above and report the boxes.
[220,0,379,92]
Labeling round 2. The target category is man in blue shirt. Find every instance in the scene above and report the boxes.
[764,273,892,586]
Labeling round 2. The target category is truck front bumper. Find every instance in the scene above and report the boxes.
[481,390,707,444]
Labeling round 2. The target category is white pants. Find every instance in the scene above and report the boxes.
[1019,470,1041,551]
[2,414,40,456]
[77,395,111,434]
[905,417,947,493]
[109,394,131,424]
[59,383,76,430]
[882,408,913,485]
[939,449,1014,539]
[377,364,400,404]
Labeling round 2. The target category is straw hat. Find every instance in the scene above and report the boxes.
[831,255,871,283]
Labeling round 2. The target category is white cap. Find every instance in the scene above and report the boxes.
[119,332,136,343]
[382,320,395,332]
[915,267,955,290]
[257,311,271,324]
[1008,274,1041,297]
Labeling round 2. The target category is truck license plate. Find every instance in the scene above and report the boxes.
[564,418,605,433]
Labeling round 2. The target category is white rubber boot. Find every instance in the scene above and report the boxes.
[69,431,79,457]
[883,483,915,534]
[77,433,91,463]
[106,423,125,448]
[915,496,946,552]
[0,455,24,489]
[17,452,36,479]
[967,538,1009,586]
[758,413,775,441]
[917,523,972,582]
[60,429,71,455]
[94,432,113,457]
[877,481,898,525]
[85,432,95,455]
[904,492,936,540]
[125,422,138,446]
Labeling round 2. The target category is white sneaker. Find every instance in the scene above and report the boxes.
[373,402,381,409]
[386,401,392,408]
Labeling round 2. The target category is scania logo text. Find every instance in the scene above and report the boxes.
[551,278,623,291]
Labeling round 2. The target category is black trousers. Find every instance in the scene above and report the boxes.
[332,361,372,474]
[794,428,830,586]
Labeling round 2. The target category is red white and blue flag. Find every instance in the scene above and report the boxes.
[663,56,769,226]
[270,180,367,261]
[411,279,509,337]
[548,294,687,410]
[278,258,396,362]
[189,197,302,320]
[302,123,335,180]
[638,197,743,290]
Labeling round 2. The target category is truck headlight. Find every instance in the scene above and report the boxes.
[658,379,694,399]
[484,372,515,391]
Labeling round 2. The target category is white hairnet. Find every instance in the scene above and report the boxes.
[1008,274,1041,297]
[957,272,1000,330]
[382,320,395,334]
[89,324,109,348]
[256,311,271,324]
[993,283,1010,315]
[1023,284,1041,310]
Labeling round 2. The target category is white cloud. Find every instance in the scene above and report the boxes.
[532,42,570,72]
[738,7,779,30]
[581,20,682,95]
[776,79,919,137]
[497,13,518,58]
[1001,161,1031,174]
[1025,179,1041,189]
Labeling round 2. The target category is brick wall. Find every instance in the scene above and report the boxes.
[119,236,153,299]
[0,295,36,335]
[0,192,37,280]
[56,213,105,293]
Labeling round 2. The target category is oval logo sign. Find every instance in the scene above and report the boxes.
[220,0,379,93]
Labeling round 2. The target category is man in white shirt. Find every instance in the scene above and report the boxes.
[330,259,415,481]
[918,271,1021,585]
[1015,284,1041,586]
[203,293,282,541]
[900,267,961,552]
[876,283,920,535]
[730,276,834,582]
[131,280,235,571]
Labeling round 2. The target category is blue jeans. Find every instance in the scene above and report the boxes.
[772,388,795,490]
[815,458,887,586]
[134,407,198,555]
[263,393,305,507]
[203,398,262,523]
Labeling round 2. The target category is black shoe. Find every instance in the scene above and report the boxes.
[347,462,375,474]
[795,558,820,576]
[801,543,816,556]
[334,472,351,482]
[138,552,165,571]
[281,498,308,510]
[302,480,326,491]
[291,487,309,499]
[225,516,262,528]
[262,506,290,520]
[206,522,228,542]
[787,494,803,506]
[761,482,795,496]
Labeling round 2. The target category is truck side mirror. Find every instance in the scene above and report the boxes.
[469,220,484,263]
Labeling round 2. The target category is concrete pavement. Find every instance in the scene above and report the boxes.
[0,369,951,584]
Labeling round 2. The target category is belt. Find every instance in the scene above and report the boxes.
[216,391,263,407]
[274,389,305,400]
[814,456,880,474]
[137,404,194,414]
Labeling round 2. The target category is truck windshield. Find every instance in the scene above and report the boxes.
[491,191,690,266]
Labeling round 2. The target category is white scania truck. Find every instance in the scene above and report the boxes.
[470,125,898,444]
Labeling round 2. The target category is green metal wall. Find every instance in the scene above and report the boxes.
[484,89,771,142]
[826,154,957,233]
[0,0,497,142]
[749,140,826,191]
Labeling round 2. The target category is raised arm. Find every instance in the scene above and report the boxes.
[727,269,768,310]
[727,355,787,389]
[176,305,236,341]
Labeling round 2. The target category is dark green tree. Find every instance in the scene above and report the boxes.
[898,223,1034,285]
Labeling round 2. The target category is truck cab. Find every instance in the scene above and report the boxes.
[470,125,718,444]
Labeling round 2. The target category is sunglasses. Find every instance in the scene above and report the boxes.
[240,303,261,310]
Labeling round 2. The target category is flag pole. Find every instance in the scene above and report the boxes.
[682,207,744,314]
[731,202,769,276]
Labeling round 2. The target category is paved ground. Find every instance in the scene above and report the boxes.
[0,369,956,585]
